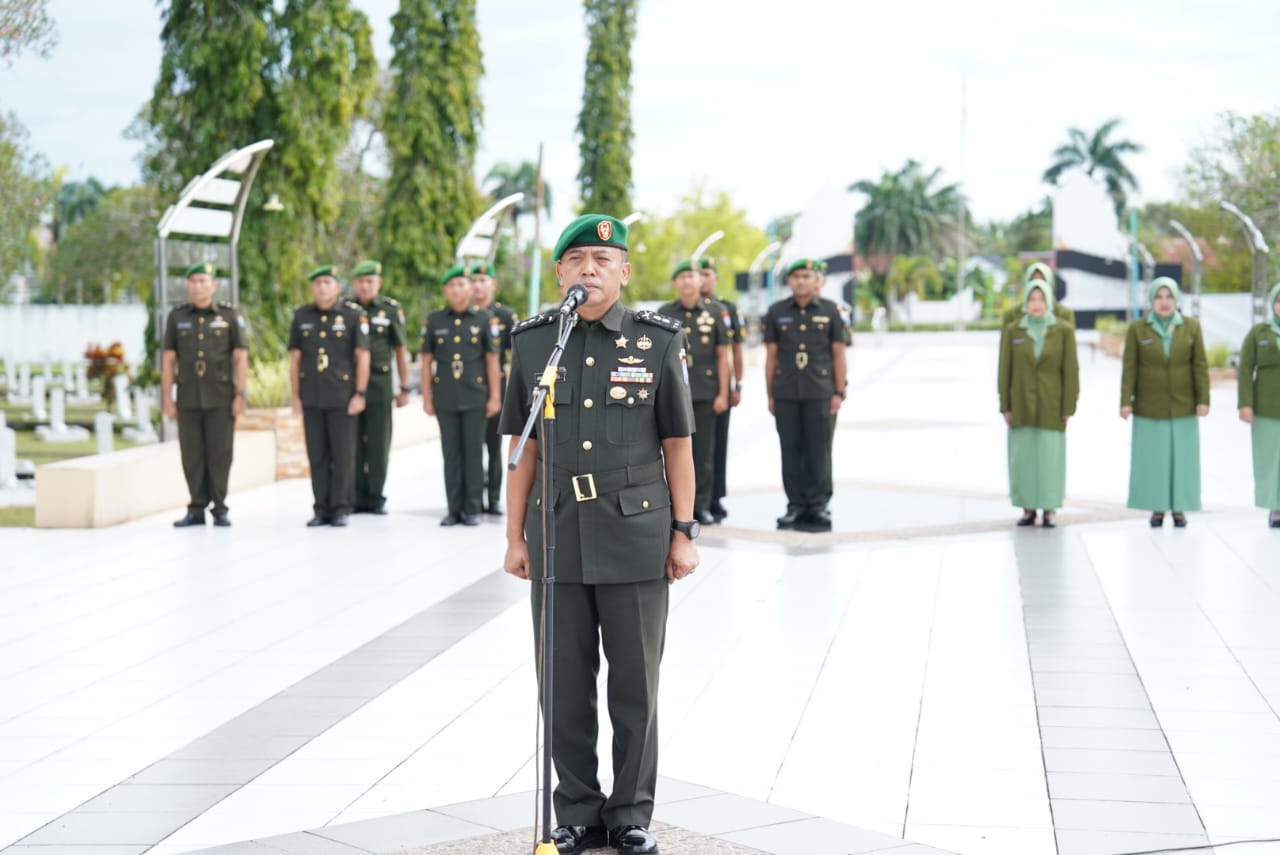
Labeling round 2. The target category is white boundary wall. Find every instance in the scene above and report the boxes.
[0,305,148,364]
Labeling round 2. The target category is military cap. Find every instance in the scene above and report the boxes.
[671,259,697,279]
[308,264,339,281]
[184,261,217,278]
[470,263,495,277]
[785,258,822,276]
[698,256,717,270]
[352,259,382,277]
[441,264,470,286]
[552,214,628,261]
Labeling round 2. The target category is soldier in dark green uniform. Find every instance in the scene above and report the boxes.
[349,259,410,514]
[659,259,729,525]
[501,214,698,855]
[764,258,848,532]
[469,262,518,515]
[698,256,745,522]
[162,261,249,527]
[289,265,370,527]
[420,265,501,526]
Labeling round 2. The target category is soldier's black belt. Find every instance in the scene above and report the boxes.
[553,459,664,502]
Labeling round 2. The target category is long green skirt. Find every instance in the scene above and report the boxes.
[1008,427,1066,510]
[1252,416,1280,509]
[1128,416,1201,512]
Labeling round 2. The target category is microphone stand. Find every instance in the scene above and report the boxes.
[508,308,580,855]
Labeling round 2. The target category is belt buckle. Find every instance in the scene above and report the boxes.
[194,360,206,377]
[572,473,597,502]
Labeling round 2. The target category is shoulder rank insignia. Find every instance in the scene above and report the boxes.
[634,309,682,333]
[383,296,401,307]
[512,311,557,335]
[217,300,236,309]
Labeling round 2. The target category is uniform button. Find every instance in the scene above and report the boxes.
[198,334,204,340]
[584,398,594,408]
[585,356,595,367]
[454,318,461,326]
[627,396,634,404]
[642,500,650,509]
[705,368,713,376]
[454,336,461,343]
[453,353,461,360]
[321,315,328,322]
[800,324,807,331]
[198,317,205,324]
[799,344,807,351]
[198,351,204,357]
[582,440,592,450]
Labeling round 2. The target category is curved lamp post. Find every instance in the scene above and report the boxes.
[689,230,725,263]
[1168,220,1203,317]
[456,192,524,264]
[1127,238,1155,315]
[747,240,783,330]
[1220,200,1271,324]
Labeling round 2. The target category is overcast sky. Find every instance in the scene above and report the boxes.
[3,0,1277,238]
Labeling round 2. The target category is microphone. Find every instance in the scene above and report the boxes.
[559,284,589,315]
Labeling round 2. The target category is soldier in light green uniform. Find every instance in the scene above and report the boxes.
[162,261,249,527]
[289,265,370,527]
[1237,282,1280,527]
[1121,277,1209,527]
[998,277,1079,528]
[698,256,745,522]
[421,266,502,526]
[500,215,697,855]
[764,259,848,533]
[470,262,518,515]
[658,259,729,524]
[349,260,409,514]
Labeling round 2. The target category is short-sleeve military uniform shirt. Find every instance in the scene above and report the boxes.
[163,301,247,410]
[763,296,846,401]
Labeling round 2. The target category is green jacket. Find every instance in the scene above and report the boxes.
[288,302,369,409]
[1238,322,1280,419]
[420,304,497,411]
[657,297,728,402]
[348,295,406,402]
[163,301,247,410]
[999,320,1079,431]
[1121,315,1209,418]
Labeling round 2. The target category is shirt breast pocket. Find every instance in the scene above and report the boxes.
[1256,339,1280,366]
[605,392,655,445]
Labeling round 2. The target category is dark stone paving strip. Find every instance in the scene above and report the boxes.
[1012,534,1211,855]
[2,571,525,854]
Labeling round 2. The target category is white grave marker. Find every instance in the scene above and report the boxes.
[122,388,158,444]
[31,376,47,421]
[95,411,115,456]
[112,375,133,421]
[35,387,90,442]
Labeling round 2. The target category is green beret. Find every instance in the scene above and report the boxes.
[671,259,698,279]
[441,264,470,286]
[308,264,338,281]
[785,259,822,276]
[470,263,495,277]
[184,262,216,278]
[352,260,382,277]
[552,214,628,261]
[698,256,716,271]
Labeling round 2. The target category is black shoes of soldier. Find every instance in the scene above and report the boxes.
[329,514,349,527]
[776,509,799,530]
[551,824,607,854]
[610,825,659,854]
[173,511,205,528]
[710,500,728,522]
[461,514,481,526]
[694,508,716,526]
[306,516,329,527]
[212,512,230,527]
[440,513,462,526]
[354,504,388,515]
[797,508,832,532]
[484,503,504,516]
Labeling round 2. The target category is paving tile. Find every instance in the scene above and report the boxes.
[170,843,296,855]
[1041,748,1181,776]
[312,811,494,851]
[76,784,238,813]
[127,759,277,785]
[1035,707,1160,729]
[0,848,150,855]
[18,811,200,845]
[427,791,539,833]
[719,817,909,855]
[1051,799,1206,833]
[1055,829,1210,855]
[653,794,810,835]
[1039,726,1170,751]
[252,830,376,854]
[167,735,313,761]
[1046,771,1192,803]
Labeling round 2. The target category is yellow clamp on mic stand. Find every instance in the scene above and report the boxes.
[535,843,559,855]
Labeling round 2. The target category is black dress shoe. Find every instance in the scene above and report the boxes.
[1270,511,1280,529]
[1016,510,1037,527]
[550,824,607,854]
[1172,513,1188,528]
[795,509,832,533]
[369,505,388,515]
[173,511,205,528]
[710,500,728,521]
[329,514,349,527]
[211,512,231,527]
[1149,512,1164,528]
[306,516,329,527]
[484,503,504,515]
[461,514,481,526]
[776,510,800,530]
[609,825,658,854]
[694,508,716,525]
[352,506,370,514]
[440,513,462,527]
[1041,510,1056,529]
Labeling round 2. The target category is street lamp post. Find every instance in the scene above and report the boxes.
[1220,200,1271,324]
[1127,238,1155,316]
[1168,220,1203,317]
[747,241,782,334]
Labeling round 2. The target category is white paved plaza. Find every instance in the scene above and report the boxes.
[3,332,1280,855]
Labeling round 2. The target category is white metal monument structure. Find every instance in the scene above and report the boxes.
[455,192,525,266]
[1168,220,1204,318]
[1220,200,1271,325]
[154,140,276,348]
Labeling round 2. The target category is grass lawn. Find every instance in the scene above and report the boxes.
[0,506,36,528]
[14,431,142,467]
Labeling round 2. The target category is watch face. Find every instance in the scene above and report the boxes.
[688,520,701,539]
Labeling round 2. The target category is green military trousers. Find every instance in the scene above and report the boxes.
[303,406,356,518]
[178,407,235,515]
[531,577,669,830]
[355,399,393,511]
[691,399,717,514]
[774,397,830,514]
[712,407,731,504]
[436,406,486,517]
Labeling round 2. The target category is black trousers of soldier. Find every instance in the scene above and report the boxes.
[355,399,393,510]
[483,411,503,509]
[178,407,235,514]
[712,407,731,503]
[690,399,717,514]
[773,397,830,514]
[531,578,669,829]
[436,406,486,516]
[303,406,356,518]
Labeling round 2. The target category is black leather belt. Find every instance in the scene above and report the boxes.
[551,459,664,502]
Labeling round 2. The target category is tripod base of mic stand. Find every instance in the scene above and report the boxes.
[534,842,558,854]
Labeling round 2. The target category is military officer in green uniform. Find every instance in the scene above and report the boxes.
[162,261,249,527]
[659,259,729,524]
[469,262,518,515]
[421,265,502,526]
[764,258,848,532]
[348,259,410,514]
[289,265,370,527]
[698,256,745,522]
[501,214,697,855]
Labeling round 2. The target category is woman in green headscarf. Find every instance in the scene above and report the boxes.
[1121,276,1209,527]
[1237,282,1280,528]
[999,278,1079,527]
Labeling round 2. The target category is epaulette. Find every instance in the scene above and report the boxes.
[634,309,682,333]
[218,300,236,310]
[343,299,362,310]
[512,311,557,335]
[173,302,191,310]
[382,295,401,307]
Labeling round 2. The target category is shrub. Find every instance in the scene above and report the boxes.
[247,356,292,408]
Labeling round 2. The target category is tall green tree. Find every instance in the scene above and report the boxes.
[577,0,635,215]
[382,0,483,308]
[0,0,57,64]
[1182,110,1280,246]
[850,160,965,269]
[1042,118,1143,218]
[48,185,159,304]
[0,110,50,281]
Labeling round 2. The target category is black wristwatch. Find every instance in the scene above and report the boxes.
[835,387,847,400]
[354,389,367,398]
[672,519,701,540]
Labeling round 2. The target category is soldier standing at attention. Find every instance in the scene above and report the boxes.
[501,214,697,855]
[163,261,249,527]
[420,266,501,526]
[658,259,729,525]
[469,262,518,515]
[349,260,410,514]
[697,256,744,522]
[289,265,370,527]
[764,259,848,532]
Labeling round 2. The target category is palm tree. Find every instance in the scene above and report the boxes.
[850,160,964,271]
[484,160,552,254]
[1042,118,1143,218]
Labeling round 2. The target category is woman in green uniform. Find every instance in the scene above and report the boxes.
[999,278,1079,527]
[1121,277,1209,527]
[1238,283,1280,528]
